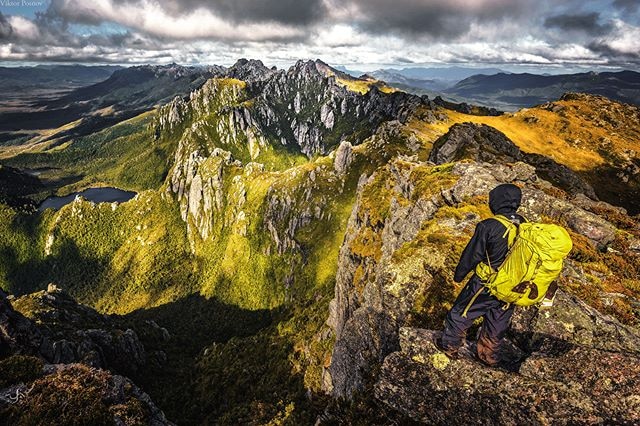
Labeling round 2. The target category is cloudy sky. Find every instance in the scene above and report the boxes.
[0,0,639,71]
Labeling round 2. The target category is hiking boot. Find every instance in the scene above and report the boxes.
[434,337,459,360]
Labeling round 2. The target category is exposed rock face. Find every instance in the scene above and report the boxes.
[375,326,639,424]
[325,158,628,398]
[225,58,275,83]
[247,59,431,157]
[162,59,435,246]
[333,141,353,175]
[429,122,597,199]
[5,289,152,377]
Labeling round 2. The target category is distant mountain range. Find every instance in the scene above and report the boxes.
[0,65,122,92]
[336,66,508,91]
[444,70,640,110]
[0,64,221,142]
[336,66,640,110]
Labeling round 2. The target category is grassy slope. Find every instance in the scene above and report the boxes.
[3,111,174,195]
[405,94,640,213]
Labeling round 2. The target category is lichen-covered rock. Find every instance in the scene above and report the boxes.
[510,290,640,355]
[374,327,640,425]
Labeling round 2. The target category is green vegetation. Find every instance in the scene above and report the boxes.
[0,192,194,313]
[5,112,173,195]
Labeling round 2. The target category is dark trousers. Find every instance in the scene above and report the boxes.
[441,275,515,365]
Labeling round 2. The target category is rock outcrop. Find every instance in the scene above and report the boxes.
[324,157,636,399]
[0,289,173,424]
[375,325,640,424]
[3,287,156,377]
[429,122,597,199]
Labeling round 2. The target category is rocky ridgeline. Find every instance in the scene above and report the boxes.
[322,152,640,421]
[159,59,437,245]
[0,286,172,423]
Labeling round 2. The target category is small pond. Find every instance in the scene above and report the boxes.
[38,187,137,211]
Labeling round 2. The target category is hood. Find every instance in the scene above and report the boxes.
[489,183,522,215]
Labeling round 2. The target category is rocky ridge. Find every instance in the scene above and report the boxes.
[0,286,173,424]
[429,122,598,199]
[159,59,438,246]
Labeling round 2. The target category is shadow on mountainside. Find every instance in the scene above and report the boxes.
[0,237,107,298]
[119,295,319,424]
[122,294,273,358]
[582,164,640,216]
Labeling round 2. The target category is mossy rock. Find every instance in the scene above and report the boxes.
[0,356,44,388]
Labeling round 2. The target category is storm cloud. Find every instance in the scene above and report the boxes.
[544,12,612,36]
[0,13,13,40]
[0,0,639,68]
[613,0,639,14]
[144,0,326,25]
[344,0,530,39]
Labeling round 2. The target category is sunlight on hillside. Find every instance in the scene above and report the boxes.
[410,96,639,173]
[335,77,397,95]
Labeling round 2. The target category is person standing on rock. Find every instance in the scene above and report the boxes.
[436,183,527,367]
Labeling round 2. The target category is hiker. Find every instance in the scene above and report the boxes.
[437,183,526,367]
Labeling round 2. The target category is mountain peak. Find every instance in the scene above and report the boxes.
[227,58,273,82]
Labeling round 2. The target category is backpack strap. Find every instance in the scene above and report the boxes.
[492,215,518,247]
[474,215,520,282]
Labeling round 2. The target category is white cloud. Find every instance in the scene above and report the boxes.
[51,0,305,41]
[313,24,365,47]
[595,19,640,56]
[7,16,40,40]
[0,0,638,67]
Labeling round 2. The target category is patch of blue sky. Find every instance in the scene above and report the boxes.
[0,0,50,18]
[68,21,129,37]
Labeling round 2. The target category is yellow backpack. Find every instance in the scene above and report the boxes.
[474,215,573,307]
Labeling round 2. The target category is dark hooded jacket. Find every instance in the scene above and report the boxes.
[453,184,526,283]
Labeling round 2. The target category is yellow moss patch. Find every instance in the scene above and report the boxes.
[409,163,459,201]
[412,354,427,364]
[430,353,451,370]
